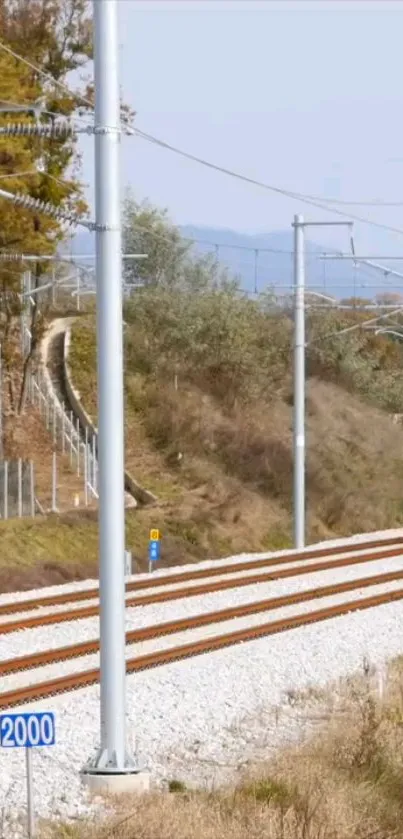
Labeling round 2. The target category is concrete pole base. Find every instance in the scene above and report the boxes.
[81,770,151,795]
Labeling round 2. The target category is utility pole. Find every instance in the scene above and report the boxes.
[292,216,353,549]
[81,0,148,793]
[0,343,3,461]
[293,215,305,550]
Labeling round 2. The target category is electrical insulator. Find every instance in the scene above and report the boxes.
[0,184,97,231]
[0,122,75,138]
[5,190,92,228]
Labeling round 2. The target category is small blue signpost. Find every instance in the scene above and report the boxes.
[0,712,55,837]
[148,528,161,573]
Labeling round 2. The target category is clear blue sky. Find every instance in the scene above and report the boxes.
[81,0,403,255]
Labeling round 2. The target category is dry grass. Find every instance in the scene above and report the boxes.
[69,315,403,559]
[0,496,262,592]
[4,297,403,591]
[4,406,93,513]
[47,660,403,839]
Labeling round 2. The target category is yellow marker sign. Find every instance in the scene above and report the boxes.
[150,529,160,541]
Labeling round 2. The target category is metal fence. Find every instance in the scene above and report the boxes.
[28,367,99,508]
[0,288,100,518]
[0,306,100,517]
[0,459,36,520]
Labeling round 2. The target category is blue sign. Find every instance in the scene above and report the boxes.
[149,539,160,562]
[0,712,55,748]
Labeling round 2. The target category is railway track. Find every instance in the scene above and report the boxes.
[1,564,403,677]
[2,533,402,618]
[1,535,403,712]
[2,540,403,635]
[2,581,403,710]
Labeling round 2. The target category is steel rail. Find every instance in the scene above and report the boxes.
[1,535,401,618]
[2,585,403,710]
[2,565,403,676]
[1,543,402,635]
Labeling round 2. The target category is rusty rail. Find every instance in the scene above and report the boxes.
[1,542,402,635]
[2,583,403,710]
[1,535,401,618]
[1,565,403,676]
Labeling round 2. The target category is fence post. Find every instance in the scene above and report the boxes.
[17,457,22,517]
[0,343,3,462]
[84,442,89,507]
[38,377,44,416]
[52,451,57,512]
[52,402,57,445]
[36,378,41,415]
[76,418,80,476]
[62,403,66,454]
[85,427,89,502]
[92,434,97,493]
[4,460,8,520]
[30,461,35,517]
[69,411,74,467]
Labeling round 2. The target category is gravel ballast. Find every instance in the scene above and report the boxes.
[1,548,403,662]
[0,529,403,830]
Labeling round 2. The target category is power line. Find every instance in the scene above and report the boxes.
[0,98,90,126]
[0,43,130,129]
[0,169,85,200]
[127,218,355,262]
[0,42,93,112]
[46,171,88,191]
[134,128,403,237]
[124,218,352,261]
[2,41,403,216]
[5,39,403,247]
[127,220,294,254]
[185,234,293,254]
[321,254,403,260]
[0,171,37,181]
[4,40,403,221]
[0,184,95,229]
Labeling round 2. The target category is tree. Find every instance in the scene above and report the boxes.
[375,292,403,307]
[121,197,294,408]
[122,194,191,288]
[0,0,92,426]
[340,297,372,309]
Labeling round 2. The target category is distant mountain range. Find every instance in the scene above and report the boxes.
[63,226,400,301]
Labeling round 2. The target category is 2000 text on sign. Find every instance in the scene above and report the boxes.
[0,712,56,748]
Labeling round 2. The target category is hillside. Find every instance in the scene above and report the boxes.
[68,285,403,562]
[7,298,403,591]
[3,192,403,588]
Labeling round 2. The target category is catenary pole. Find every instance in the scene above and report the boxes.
[88,0,127,772]
[292,217,353,550]
[293,214,305,549]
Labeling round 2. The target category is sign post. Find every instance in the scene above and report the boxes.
[124,549,132,577]
[26,746,34,839]
[148,529,160,573]
[0,711,56,839]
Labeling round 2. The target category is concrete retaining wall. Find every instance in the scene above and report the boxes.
[40,317,75,411]
[63,326,157,507]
